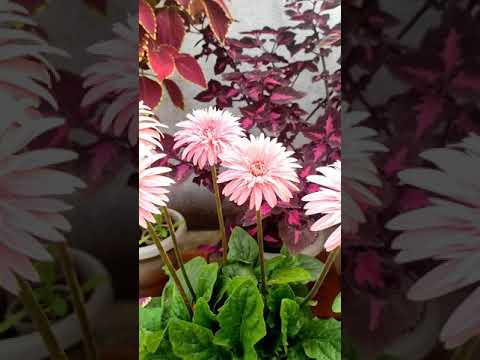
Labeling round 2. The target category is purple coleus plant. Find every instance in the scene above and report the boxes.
[343,0,480,350]
[164,0,341,252]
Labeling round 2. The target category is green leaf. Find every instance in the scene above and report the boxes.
[140,306,164,331]
[161,281,190,323]
[169,319,229,360]
[214,279,266,360]
[296,255,324,279]
[193,298,216,329]
[143,331,180,360]
[223,263,257,280]
[280,245,290,257]
[174,257,219,302]
[51,297,68,317]
[214,274,257,309]
[300,318,341,360]
[194,262,219,302]
[268,267,313,285]
[140,327,165,354]
[227,227,259,265]
[161,257,219,324]
[34,261,56,286]
[287,344,309,360]
[280,299,304,352]
[265,255,297,278]
[266,285,295,327]
[332,293,341,313]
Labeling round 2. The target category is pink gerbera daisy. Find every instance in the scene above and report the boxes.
[217,133,301,210]
[302,161,341,252]
[139,297,152,307]
[173,107,244,169]
[0,97,85,294]
[139,101,167,158]
[387,134,480,348]
[139,153,175,229]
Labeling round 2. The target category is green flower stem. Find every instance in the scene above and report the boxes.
[302,247,340,305]
[147,222,193,317]
[211,165,228,265]
[16,275,69,360]
[55,243,97,360]
[161,206,196,302]
[256,210,267,294]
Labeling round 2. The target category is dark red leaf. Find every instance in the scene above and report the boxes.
[139,76,163,109]
[318,29,341,48]
[210,0,232,18]
[201,0,231,43]
[156,8,185,50]
[174,53,207,88]
[139,0,156,38]
[163,79,184,110]
[88,142,120,182]
[277,31,295,45]
[174,163,192,182]
[414,95,444,138]
[288,210,301,226]
[452,71,480,94]
[320,0,340,11]
[147,42,175,81]
[270,87,306,104]
[442,29,462,74]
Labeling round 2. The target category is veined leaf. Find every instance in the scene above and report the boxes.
[214,279,266,360]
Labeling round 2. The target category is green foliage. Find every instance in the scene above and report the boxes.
[169,319,229,360]
[299,318,341,360]
[0,260,102,334]
[214,279,266,360]
[193,298,216,329]
[139,241,340,360]
[280,299,304,352]
[139,213,183,246]
[332,293,341,313]
[227,227,259,265]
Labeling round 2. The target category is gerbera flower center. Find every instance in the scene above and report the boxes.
[202,125,216,139]
[250,161,267,176]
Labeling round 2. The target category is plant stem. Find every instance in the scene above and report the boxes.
[161,207,196,302]
[147,222,193,317]
[256,210,267,294]
[302,247,340,305]
[210,165,228,264]
[55,243,97,360]
[16,276,69,360]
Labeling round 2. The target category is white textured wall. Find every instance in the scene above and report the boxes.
[36,1,340,229]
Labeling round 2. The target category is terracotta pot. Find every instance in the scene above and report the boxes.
[312,251,341,319]
[139,209,187,296]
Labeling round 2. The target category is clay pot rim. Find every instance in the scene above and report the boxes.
[139,208,187,261]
